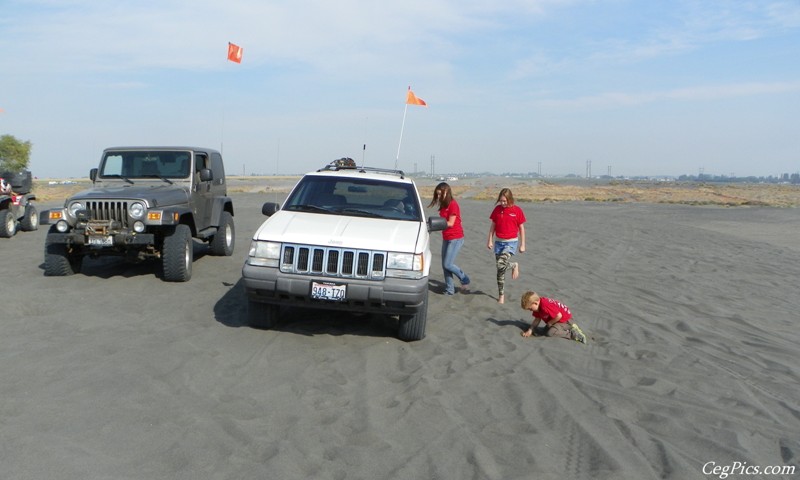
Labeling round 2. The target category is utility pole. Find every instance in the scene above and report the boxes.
[276,138,281,175]
[430,155,435,177]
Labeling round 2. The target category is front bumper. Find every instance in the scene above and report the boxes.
[46,231,156,248]
[242,263,429,315]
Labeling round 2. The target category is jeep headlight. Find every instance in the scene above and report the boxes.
[129,202,145,219]
[247,240,281,267]
[386,252,424,279]
[68,201,84,218]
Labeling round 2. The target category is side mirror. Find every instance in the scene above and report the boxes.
[261,202,280,216]
[199,168,213,182]
[428,216,447,232]
[90,168,98,183]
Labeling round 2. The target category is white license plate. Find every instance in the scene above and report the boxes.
[88,236,113,246]
[311,281,347,301]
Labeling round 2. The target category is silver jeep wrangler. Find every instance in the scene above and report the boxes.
[42,146,235,281]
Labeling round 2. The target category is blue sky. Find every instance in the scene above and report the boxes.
[1,0,799,178]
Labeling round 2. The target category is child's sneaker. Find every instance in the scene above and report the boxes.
[570,323,587,344]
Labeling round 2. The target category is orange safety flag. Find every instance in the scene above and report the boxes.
[406,87,427,106]
[227,42,243,63]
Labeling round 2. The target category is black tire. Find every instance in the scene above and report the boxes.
[162,224,193,282]
[248,300,278,329]
[44,237,82,276]
[0,209,16,238]
[20,204,39,231]
[209,211,235,256]
[398,288,429,341]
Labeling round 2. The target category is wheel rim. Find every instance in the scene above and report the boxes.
[5,216,13,233]
[225,225,232,246]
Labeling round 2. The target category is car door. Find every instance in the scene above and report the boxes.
[192,152,214,229]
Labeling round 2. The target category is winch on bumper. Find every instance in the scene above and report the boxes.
[42,206,183,252]
[46,230,155,248]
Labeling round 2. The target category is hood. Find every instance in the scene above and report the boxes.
[254,211,425,253]
[69,183,191,208]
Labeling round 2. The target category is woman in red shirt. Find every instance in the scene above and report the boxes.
[428,182,471,295]
[487,188,526,304]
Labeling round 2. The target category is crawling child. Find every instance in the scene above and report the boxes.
[520,291,586,344]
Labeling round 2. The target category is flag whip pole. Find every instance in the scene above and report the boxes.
[395,103,409,170]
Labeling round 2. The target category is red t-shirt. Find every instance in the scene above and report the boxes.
[439,199,464,241]
[489,205,526,239]
[531,297,572,323]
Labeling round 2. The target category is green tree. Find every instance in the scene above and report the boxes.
[0,134,33,172]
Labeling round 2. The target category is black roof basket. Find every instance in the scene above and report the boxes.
[319,157,405,178]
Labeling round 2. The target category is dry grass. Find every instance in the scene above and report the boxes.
[421,181,800,208]
[32,178,800,208]
[32,180,94,203]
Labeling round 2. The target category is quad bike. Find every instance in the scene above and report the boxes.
[0,173,39,238]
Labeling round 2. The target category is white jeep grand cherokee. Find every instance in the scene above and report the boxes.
[242,158,446,341]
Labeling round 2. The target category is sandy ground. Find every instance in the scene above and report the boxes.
[2,186,799,479]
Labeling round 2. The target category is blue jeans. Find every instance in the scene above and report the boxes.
[441,238,470,294]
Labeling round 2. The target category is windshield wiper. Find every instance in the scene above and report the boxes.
[340,208,382,218]
[102,174,134,184]
[139,174,173,184]
[285,204,332,213]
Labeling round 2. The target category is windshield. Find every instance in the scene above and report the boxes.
[283,175,421,221]
[99,151,191,179]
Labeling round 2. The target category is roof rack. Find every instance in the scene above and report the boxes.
[318,157,405,178]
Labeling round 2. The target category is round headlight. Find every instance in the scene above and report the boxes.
[129,202,145,219]
[56,220,69,232]
[68,202,84,218]
[133,221,145,233]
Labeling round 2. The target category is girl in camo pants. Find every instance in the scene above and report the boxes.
[487,188,526,304]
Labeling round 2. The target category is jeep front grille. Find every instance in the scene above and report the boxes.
[85,201,129,228]
[281,244,385,280]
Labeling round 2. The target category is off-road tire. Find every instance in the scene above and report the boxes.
[209,211,235,256]
[44,229,83,275]
[0,209,16,238]
[398,288,429,341]
[20,204,39,231]
[248,300,278,329]
[162,224,193,282]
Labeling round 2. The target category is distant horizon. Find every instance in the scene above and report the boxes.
[32,169,799,182]
[23,152,800,181]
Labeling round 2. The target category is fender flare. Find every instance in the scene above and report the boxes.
[161,206,196,232]
[210,196,234,227]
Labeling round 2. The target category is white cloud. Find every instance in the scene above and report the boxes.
[536,81,800,109]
